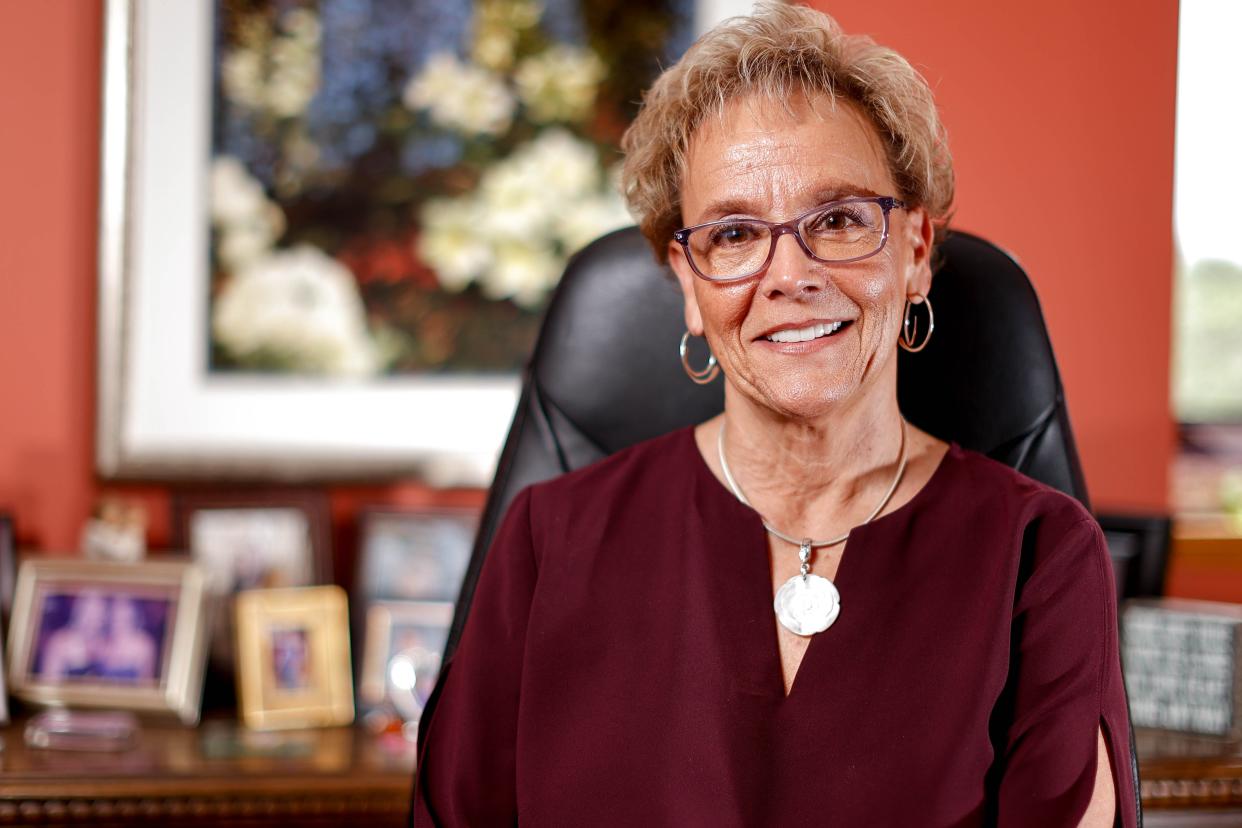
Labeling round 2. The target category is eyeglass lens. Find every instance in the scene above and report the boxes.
[686,200,888,280]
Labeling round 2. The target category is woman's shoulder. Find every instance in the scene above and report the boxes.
[946,441,1096,532]
[523,426,697,511]
[938,444,1109,592]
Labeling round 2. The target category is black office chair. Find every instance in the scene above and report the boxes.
[423,226,1142,824]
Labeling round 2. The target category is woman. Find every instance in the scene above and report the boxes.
[39,590,109,681]
[415,5,1136,826]
[100,597,158,682]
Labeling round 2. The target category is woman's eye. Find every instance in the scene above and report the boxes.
[707,223,762,247]
[809,209,862,232]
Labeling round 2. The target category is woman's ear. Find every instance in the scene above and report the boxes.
[668,240,705,335]
[903,207,935,299]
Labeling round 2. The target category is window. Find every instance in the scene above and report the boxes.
[1173,0,1242,424]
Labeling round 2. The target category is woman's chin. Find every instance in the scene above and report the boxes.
[736,378,860,422]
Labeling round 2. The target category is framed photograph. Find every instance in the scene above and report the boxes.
[0,627,8,725]
[235,585,354,730]
[355,507,478,605]
[358,601,452,723]
[173,490,330,673]
[6,558,207,724]
[0,512,15,632]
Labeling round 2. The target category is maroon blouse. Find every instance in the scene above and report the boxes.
[414,427,1138,826]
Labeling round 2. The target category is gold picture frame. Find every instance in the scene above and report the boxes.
[6,558,208,725]
[235,586,354,730]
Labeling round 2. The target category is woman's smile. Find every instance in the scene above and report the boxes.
[755,318,854,351]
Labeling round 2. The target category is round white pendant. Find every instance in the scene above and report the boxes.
[774,574,841,636]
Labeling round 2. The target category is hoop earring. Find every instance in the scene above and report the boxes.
[680,331,720,384]
[900,293,935,353]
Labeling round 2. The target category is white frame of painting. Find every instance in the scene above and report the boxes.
[95,0,751,485]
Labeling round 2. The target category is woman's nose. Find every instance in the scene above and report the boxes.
[759,232,827,299]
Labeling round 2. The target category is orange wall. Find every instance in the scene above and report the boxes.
[0,1,1176,553]
[0,1,104,551]
[813,0,1179,513]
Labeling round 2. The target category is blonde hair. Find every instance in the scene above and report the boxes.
[620,3,954,262]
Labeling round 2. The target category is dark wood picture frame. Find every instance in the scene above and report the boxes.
[171,490,332,705]
[353,506,478,607]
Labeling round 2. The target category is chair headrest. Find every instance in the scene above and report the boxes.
[532,227,723,456]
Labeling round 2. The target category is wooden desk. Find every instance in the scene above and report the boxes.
[1139,726,1242,826]
[0,717,416,826]
[3,718,1242,825]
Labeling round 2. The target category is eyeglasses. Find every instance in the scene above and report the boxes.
[673,196,907,282]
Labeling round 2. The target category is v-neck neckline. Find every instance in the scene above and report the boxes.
[683,425,961,700]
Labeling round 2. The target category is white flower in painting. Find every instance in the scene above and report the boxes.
[210,156,286,269]
[514,45,605,124]
[476,154,555,242]
[282,7,321,44]
[266,37,320,118]
[218,222,280,271]
[213,245,379,377]
[220,8,321,120]
[482,238,562,307]
[470,0,542,69]
[418,198,494,291]
[555,190,633,253]
[266,10,321,119]
[403,52,516,137]
[221,49,265,110]
[211,156,268,226]
[521,128,601,199]
[413,130,626,305]
[471,26,518,72]
[473,129,601,242]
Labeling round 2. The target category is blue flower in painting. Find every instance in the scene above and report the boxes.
[401,134,464,175]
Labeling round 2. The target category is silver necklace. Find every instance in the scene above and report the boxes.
[716,419,909,637]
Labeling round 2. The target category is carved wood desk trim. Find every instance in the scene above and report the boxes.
[0,717,415,826]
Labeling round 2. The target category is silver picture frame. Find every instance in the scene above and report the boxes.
[7,558,209,725]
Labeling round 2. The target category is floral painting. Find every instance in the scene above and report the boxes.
[208,0,691,377]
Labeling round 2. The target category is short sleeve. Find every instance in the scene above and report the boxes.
[413,487,537,826]
[994,515,1139,827]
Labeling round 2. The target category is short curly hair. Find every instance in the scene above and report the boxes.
[620,3,954,263]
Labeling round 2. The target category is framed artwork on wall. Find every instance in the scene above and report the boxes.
[6,558,208,724]
[94,0,718,484]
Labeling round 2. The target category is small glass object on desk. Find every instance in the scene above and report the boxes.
[24,709,139,752]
